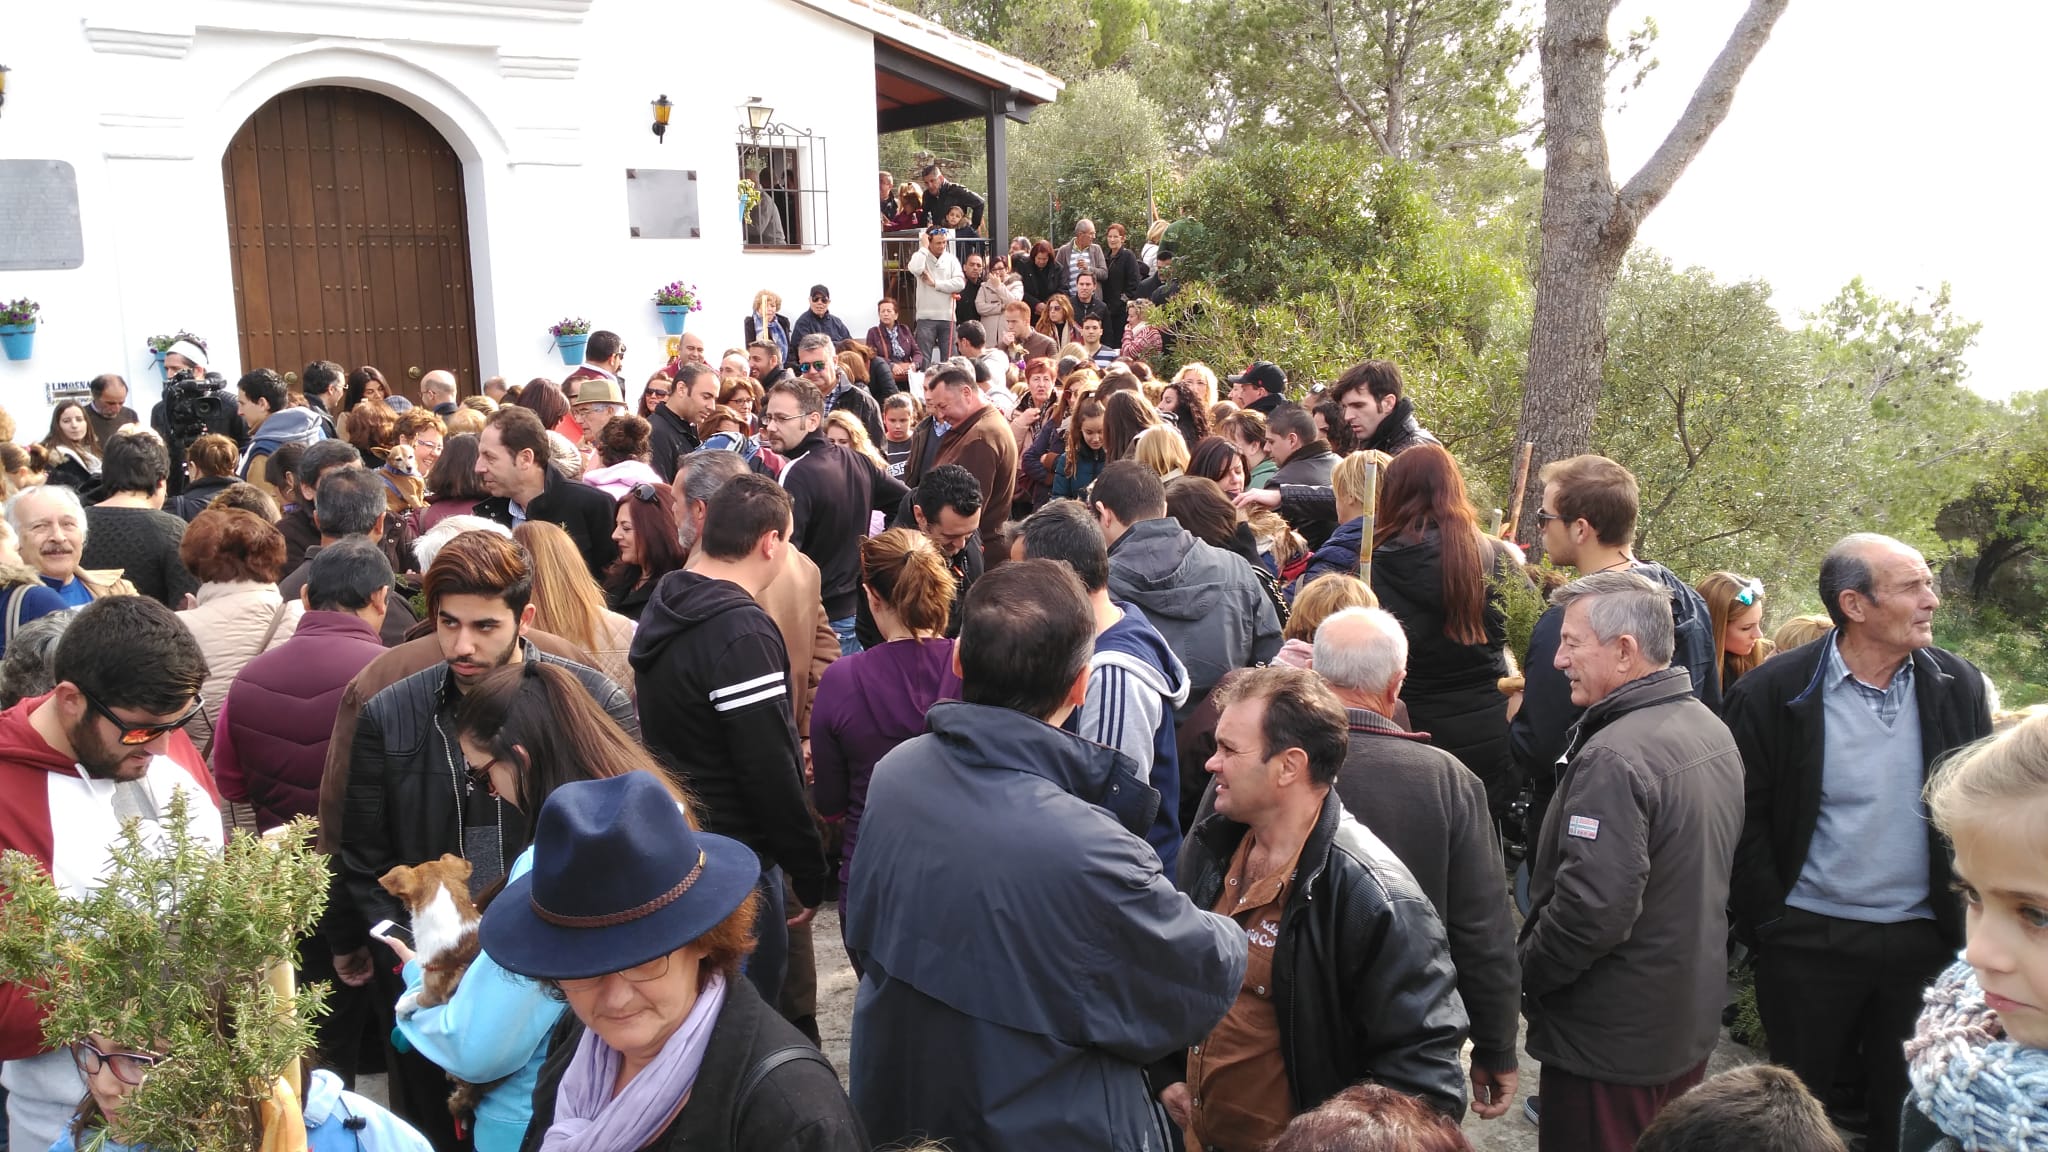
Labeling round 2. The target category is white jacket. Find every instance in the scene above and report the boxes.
[179,581,303,753]
[906,248,966,322]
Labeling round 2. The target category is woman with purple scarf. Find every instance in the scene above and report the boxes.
[483,771,864,1152]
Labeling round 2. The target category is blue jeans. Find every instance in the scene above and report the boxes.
[831,616,864,657]
[745,865,788,1006]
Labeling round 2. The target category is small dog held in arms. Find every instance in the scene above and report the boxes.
[379,855,502,1128]
[377,440,428,515]
[379,855,482,1018]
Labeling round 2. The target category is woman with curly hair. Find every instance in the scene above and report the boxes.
[1156,379,1210,448]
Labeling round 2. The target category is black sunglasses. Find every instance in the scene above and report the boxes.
[1534,510,1564,528]
[628,483,663,504]
[80,689,204,746]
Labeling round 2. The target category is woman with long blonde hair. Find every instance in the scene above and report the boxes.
[512,520,637,694]
[1695,570,1772,697]
[1131,424,1190,480]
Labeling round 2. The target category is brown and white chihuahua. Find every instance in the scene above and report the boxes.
[379,855,482,1017]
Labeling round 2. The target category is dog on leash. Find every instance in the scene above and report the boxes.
[379,855,482,1018]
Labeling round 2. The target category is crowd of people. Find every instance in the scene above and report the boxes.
[0,267,2039,1152]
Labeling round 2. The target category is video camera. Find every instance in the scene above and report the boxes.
[163,368,233,444]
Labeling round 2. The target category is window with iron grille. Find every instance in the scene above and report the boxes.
[739,125,829,249]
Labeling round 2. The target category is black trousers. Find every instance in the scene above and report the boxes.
[1752,907,1949,1152]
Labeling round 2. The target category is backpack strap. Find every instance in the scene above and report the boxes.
[4,584,27,650]
[730,1045,833,1145]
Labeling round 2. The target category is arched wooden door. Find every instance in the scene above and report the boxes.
[223,86,480,400]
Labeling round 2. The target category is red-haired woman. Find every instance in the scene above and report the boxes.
[604,480,686,623]
[1369,444,1531,818]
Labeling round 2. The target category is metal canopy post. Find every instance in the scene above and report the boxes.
[984,91,1010,250]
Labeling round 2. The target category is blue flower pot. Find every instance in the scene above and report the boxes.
[656,305,689,336]
[0,323,35,362]
[151,348,167,378]
[555,332,588,365]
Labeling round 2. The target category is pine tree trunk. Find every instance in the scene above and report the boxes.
[1512,0,1792,546]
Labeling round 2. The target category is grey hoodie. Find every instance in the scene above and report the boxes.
[1106,518,1283,718]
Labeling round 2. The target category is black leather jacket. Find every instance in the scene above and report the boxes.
[336,640,637,933]
[1171,789,1470,1119]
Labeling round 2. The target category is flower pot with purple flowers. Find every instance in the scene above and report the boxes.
[0,299,40,361]
[651,282,702,337]
[551,317,592,365]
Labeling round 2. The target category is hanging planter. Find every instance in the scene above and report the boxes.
[0,298,40,361]
[550,316,591,365]
[652,281,703,336]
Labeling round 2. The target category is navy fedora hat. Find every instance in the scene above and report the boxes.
[480,772,760,981]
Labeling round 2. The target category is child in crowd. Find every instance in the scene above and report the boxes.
[1635,1064,1846,1152]
[1902,712,2048,1151]
[1051,395,1107,500]
[880,394,917,480]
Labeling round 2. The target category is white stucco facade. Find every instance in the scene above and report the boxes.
[0,0,1055,423]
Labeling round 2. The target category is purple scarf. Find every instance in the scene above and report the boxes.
[539,972,727,1152]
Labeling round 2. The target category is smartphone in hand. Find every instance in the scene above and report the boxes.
[368,918,414,950]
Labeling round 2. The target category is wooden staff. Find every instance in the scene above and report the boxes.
[1503,440,1536,543]
[1354,460,1379,586]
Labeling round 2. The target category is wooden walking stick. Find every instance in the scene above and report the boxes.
[1503,440,1535,544]
[1354,459,1379,586]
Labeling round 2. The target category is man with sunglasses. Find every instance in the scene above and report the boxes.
[0,596,219,1152]
[795,332,885,448]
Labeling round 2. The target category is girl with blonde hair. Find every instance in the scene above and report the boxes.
[512,520,636,694]
[1131,424,1190,480]
[1903,714,2048,1149]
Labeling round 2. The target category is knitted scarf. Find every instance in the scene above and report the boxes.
[1906,958,2048,1151]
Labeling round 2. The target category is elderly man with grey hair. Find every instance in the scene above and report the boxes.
[1517,570,1745,1152]
[1314,606,1522,1121]
[1722,533,1990,1152]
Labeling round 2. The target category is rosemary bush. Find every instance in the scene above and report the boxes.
[0,793,330,1152]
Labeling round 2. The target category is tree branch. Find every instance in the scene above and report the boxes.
[1325,0,1394,154]
[1615,0,1790,223]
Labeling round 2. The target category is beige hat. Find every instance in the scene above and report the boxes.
[570,374,625,407]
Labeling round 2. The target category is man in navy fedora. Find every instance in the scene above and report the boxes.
[844,559,1247,1151]
[482,771,864,1150]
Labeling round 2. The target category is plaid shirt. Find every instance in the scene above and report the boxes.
[1825,635,1916,728]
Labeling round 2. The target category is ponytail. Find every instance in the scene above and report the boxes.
[860,528,957,636]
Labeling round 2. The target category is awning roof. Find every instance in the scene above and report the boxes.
[793,0,1063,133]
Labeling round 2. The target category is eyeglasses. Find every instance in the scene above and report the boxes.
[1734,578,1765,606]
[644,388,670,400]
[763,410,807,425]
[558,951,672,991]
[811,297,829,304]
[72,1042,164,1086]
[799,360,831,373]
[628,483,663,504]
[80,689,204,746]
[1534,510,1565,528]
[464,756,502,796]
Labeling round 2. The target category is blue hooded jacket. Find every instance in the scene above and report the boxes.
[238,406,329,480]
[1065,603,1191,879]
[51,1068,432,1152]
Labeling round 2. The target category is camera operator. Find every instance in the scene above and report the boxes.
[147,339,248,494]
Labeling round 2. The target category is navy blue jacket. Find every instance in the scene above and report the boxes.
[846,701,1245,1152]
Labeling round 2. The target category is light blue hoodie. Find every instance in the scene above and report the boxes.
[395,846,563,1152]
[50,1068,432,1152]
